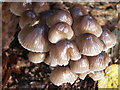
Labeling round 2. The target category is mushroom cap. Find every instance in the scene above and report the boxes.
[69,55,89,73]
[50,66,78,86]
[18,23,50,52]
[44,40,81,67]
[39,10,54,25]
[44,54,58,67]
[88,52,111,71]
[48,22,74,43]
[32,2,50,14]
[10,2,32,16]
[69,4,87,20]
[46,10,73,27]
[73,15,102,37]
[89,71,105,81]
[78,70,93,80]
[19,10,38,29]
[28,52,46,63]
[75,33,104,56]
[69,41,81,61]
[99,27,116,51]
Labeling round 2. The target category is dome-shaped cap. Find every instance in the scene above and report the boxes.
[78,71,93,80]
[50,66,78,86]
[46,10,73,27]
[73,15,102,37]
[44,40,81,67]
[48,22,74,43]
[75,33,104,56]
[39,10,54,25]
[18,23,50,52]
[19,10,38,29]
[88,52,111,71]
[32,2,50,14]
[69,4,87,20]
[10,2,32,16]
[28,52,46,63]
[99,27,117,51]
[70,55,89,73]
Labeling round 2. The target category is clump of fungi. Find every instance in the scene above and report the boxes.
[10,2,117,86]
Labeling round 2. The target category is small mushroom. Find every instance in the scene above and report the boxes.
[89,71,105,81]
[73,15,102,37]
[50,2,67,11]
[19,10,38,29]
[99,27,116,51]
[50,66,78,86]
[78,71,93,80]
[44,40,81,67]
[75,33,104,56]
[46,10,73,27]
[39,10,54,25]
[10,2,32,16]
[28,52,46,63]
[88,52,111,71]
[48,22,74,43]
[18,23,50,52]
[69,55,89,73]
[32,2,50,14]
[69,4,87,20]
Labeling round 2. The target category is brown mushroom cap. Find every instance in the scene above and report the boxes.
[28,52,46,63]
[89,71,105,81]
[50,66,78,86]
[39,10,54,25]
[46,10,73,27]
[44,40,81,67]
[18,23,50,52]
[32,2,50,14]
[88,52,111,71]
[73,15,102,37]
[48,22,74,43]
[75,33,104,56]
[69,41,81,61]
[69,4,87,20]
[19,10,38,29]
[69,55,89,73]
[10,2,32,16]
[99,27,117,51]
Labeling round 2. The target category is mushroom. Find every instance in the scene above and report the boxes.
[73,15,102,37]
[19,10,38,29]
[49,66,78,86]
[18,23,50,52]
[75,33,104,56]
[69,55,89,73]
[69,4,87,20]
[39,10,54,25]
[46,10,73,27]
[44,40,81,67]
[88,52,111,71]
[10,2,32,16]
[48,22,74,43]
[99,27,116,51]
[28,52,46,63]
[32,2,50,14]
[89,71,105,81]
[78,71,93,80]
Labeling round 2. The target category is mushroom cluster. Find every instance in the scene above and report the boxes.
[10,2,117,86]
